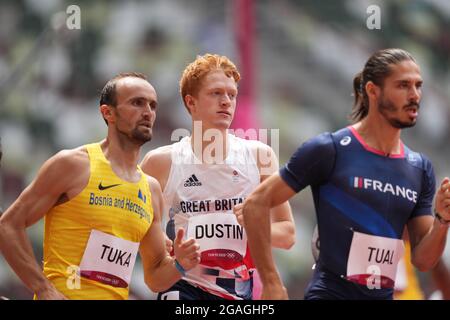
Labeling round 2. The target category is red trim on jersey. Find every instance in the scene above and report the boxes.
[348,126,405,158]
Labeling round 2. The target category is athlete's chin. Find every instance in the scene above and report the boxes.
[390,118,417,129]
[140,133,152,143]
[214,119,232,130]
[132,130,153,144]
[408,118,417,127]
[135,137,152,146]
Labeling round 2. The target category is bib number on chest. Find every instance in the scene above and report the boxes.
[79,230,139,288]
[187,213,247,270]
[346,231,405,289]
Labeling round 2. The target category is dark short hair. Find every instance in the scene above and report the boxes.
[99,72,148,125]
[100,72,148,107]
[351,48,416,122]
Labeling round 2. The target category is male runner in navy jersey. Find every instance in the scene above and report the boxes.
[242,48,450,300]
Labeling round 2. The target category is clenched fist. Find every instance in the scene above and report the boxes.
[435,177,450,220]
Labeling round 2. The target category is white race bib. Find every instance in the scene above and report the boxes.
[187,213,247,270]
[79,230,139,288]
[346,231,404,289]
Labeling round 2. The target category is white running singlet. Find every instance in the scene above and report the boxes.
[163,134,262,300]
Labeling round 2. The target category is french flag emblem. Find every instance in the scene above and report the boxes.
[351,177,363,188]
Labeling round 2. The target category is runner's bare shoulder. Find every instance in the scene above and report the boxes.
[50,146,89,175]
[41,146,90,194]
[141,145,172,176]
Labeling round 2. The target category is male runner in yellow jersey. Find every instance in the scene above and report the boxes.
[0,72,200,299]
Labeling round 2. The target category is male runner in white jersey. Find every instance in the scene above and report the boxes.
[140,54,295,300]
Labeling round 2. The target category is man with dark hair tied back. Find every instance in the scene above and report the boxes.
[242,48,450,300]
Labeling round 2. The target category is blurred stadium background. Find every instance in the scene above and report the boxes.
[0,0,449,299]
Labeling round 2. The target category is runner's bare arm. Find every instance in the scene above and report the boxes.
[256,144,295,249]
[408,178,450,271]
[140,176,200,292]
[140,146,172,191]
[242,173,296,299]
[140,147,173,253]
[0,148,88,299]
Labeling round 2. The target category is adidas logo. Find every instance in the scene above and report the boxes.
[184,174,202,187]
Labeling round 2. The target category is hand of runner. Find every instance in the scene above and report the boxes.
[173,228,200,271]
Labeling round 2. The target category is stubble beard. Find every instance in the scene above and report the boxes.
[378,95,418,129]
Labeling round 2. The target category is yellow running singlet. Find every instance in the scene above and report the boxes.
[40,143,153,299]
